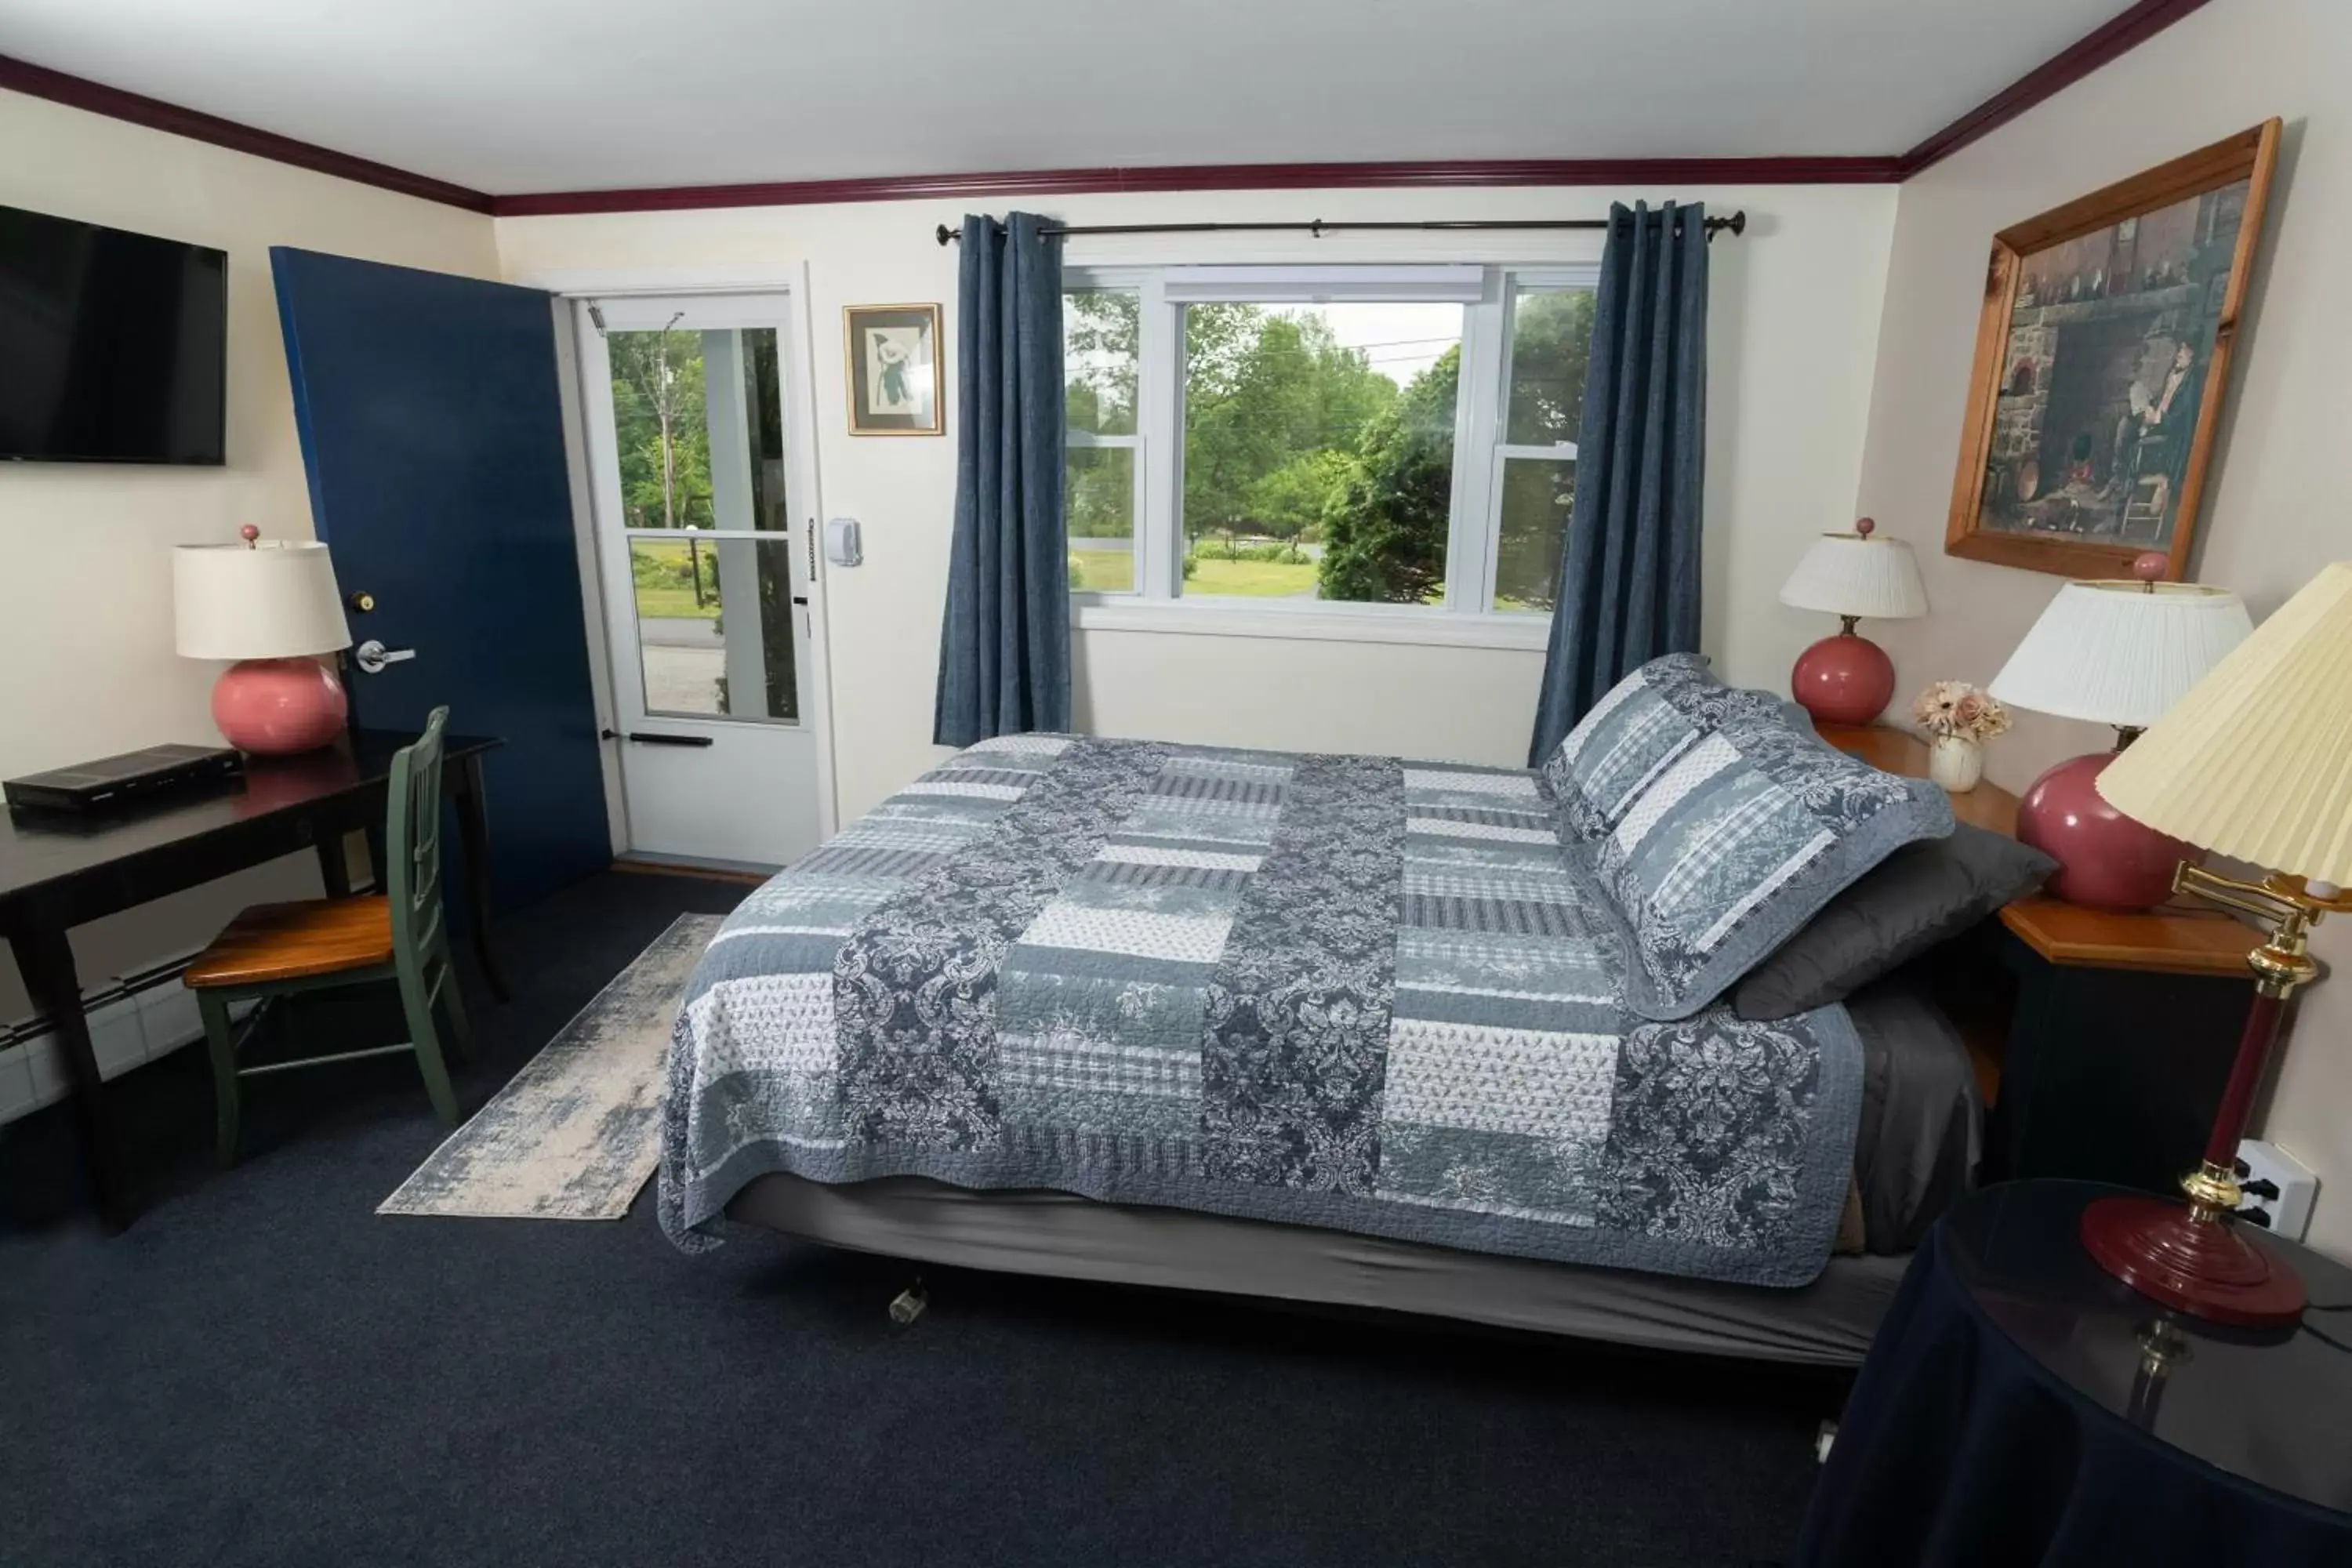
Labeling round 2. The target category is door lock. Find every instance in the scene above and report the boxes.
[347,590,376,614]
[353,638,416,675]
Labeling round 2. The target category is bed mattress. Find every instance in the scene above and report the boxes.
[723,971,1973,1365]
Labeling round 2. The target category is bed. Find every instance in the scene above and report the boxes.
[659,656,1986,1365]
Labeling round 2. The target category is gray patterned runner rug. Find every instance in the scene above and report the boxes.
[379,914,718,1220]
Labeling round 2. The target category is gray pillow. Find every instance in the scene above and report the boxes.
[1733,824,2056,1021]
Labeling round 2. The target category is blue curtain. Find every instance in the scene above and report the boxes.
[1527,201,1709,764]
[934,212,1070,747]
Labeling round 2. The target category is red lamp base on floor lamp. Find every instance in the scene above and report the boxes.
[2082,1196,2306,1327]
[2082,960,2308,1329]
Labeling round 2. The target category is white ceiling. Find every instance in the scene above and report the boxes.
[2,0,2142,196]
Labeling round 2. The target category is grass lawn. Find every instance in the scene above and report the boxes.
[1068,548,1136,593]
[1071,551,1320,599]
[1185,557,1319,597]
[633,583,719,619]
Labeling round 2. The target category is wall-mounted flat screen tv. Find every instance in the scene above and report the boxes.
[0,204,227,465]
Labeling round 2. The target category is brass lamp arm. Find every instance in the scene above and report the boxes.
[2172,862,2343,1000]
[2172,862,2303,925]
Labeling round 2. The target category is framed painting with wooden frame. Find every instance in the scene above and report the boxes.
[844,303,943,435]
[1945,119,2280,579]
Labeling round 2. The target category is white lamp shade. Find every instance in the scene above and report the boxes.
[173,540,352,659]
[1777,534,1928,620]
[2098,562,2352,887]
[1988,579,2252,731]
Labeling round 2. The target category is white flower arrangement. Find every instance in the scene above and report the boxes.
[1911,681,2012,742]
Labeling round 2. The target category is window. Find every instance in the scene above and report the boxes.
[1064,289,1139,594]
[1494,282,1595,613]
[1063,263,1595,629]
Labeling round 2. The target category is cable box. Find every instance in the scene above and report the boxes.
[4,744,245,813]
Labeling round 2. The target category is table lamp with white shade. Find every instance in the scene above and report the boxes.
[1987,553,2252,910]
[173,526,353,754]
[2078,559,2352,1328]
[1778,518,1928,726]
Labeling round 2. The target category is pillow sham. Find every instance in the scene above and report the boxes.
[1539,653,1782,844]
[1584,704,1956,1021]
[1733,824,2056,1021]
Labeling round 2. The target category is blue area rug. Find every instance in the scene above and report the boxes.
[379,913,717,1218]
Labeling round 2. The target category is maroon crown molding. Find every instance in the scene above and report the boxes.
[1897,0,2218,176]
[0,50,492,212]
[488,157,1901,217]
[0,0,2218,221]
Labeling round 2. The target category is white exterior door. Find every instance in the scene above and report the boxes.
[575,292,830,868]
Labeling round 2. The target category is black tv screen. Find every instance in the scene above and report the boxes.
[0,205,227,465]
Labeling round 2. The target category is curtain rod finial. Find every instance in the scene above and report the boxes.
[935,223,956,246]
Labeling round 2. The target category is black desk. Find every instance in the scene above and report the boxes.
[1796,1181,2352,1566]
[0,730,506,1230]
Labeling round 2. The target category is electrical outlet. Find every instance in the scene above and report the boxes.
[2235,1138,2318,1242]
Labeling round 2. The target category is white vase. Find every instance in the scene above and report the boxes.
[1929,735,1984,793]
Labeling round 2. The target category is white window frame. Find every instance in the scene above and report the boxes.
[1063,261,1599,650]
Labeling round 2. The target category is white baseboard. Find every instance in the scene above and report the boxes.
[0,957,252,1127]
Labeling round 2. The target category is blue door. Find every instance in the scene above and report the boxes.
[273,249,609,909]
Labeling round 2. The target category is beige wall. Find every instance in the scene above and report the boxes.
[495,183,1898,817]
[1852,0,2352,1254]
[0,89,499,1018]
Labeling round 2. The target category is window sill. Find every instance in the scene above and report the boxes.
[1072,598,1552,651]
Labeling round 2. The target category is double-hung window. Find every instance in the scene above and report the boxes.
[1062,263,1597,635]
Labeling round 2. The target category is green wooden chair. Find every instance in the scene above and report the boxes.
[185,706,471,1165]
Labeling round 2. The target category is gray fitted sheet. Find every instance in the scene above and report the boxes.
[729,1172,1907,1365]
[1849,972,1983,1252]
[723,975,1969,1367]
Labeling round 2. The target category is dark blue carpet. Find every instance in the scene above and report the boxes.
[1,871,1832,1566]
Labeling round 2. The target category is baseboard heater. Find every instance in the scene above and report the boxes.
[0,951,234,1126]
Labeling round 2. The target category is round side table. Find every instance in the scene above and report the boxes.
[1795,1179,2352,1567]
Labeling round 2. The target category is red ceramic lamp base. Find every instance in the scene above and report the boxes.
[2017,750,2195,911]
[2082,1195,2306,1328]
[211,657,348,754]
[1790,632,1894,727]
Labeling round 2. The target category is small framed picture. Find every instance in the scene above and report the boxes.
[844,303,942,436]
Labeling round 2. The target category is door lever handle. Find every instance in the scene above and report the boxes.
[353,639,416,675]
[610,731,713,748]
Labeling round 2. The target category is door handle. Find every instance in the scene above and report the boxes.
[602,729,713,748]
[353,639,416,675]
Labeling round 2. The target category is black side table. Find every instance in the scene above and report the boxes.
[1795,1180,2352,1566]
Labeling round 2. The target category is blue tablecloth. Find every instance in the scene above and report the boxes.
[1794,1181,2352,1567]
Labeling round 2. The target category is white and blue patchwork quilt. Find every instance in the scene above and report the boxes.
[659,735,1864,1286]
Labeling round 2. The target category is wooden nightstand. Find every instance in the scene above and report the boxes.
[1815,723,2262,1194]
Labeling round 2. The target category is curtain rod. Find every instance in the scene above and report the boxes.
[932,211,1748,246]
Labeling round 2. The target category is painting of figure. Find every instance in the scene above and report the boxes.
[1947,122,2278,579]
[844,304,943,435]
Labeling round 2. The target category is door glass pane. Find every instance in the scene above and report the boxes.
[630,536,798,721]
[1066,446,1135,593]
[1182,300,1461,604]
[606,325,785,532]
[1494,456,1573,613]
[1505,286,1595,446]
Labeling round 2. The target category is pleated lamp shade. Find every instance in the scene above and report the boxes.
[1777,532,1928,620]
[2098,562,2352,887]
[1990,580,2252,731]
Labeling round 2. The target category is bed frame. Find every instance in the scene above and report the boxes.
[731,1173,1907,1367]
